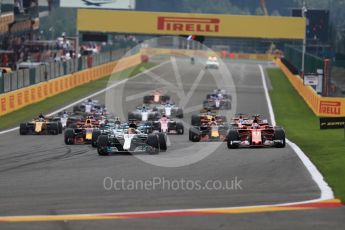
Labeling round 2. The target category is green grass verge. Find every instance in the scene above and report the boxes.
[267,68,345,202]
[0,62,156,130]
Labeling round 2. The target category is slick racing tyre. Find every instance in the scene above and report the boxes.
[50,123,59,135]
[64,128,75,145]
[146,134,159,154]
[156,133,167,152]
[189,127,201,142]
[128,112,136,121]
[58,122,63,134]
[273,127,286,148]
[143,95,154,104]
[176,122,184,135]
[97,135,109,156]
[227,129,240,149]
[19,123,28,135]
[176,108,184,118]
[191,114,201,127]
[160,95,170,103]
[222,101,232,110]
[92,130,101,147]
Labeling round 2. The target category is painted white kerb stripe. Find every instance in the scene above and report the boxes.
[0,62,169,135]
[259,64,334,200]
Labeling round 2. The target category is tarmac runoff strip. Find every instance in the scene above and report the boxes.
[0,199,342,223]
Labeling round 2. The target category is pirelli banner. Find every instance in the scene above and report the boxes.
[77,10,306,39]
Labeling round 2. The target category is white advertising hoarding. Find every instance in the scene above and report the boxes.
[60,0,135,10]
[304,74,319,86]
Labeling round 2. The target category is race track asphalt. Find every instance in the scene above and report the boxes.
[0,58,343,229]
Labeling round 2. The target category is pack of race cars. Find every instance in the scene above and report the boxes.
[19,89,286,156]
[188,111,285,148]
[188,89,286,148]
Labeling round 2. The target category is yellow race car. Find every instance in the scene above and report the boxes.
[19,118,61,135]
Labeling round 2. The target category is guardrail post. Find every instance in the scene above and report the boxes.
[0,73,4,93]
[29,68,36,85]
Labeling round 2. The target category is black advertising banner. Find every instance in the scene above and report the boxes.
[320,117,345,129]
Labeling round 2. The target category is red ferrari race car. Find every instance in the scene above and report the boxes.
[143,90,170,104]
[227,114,286,148]
[64,116,100,145]
[189,113,228,142]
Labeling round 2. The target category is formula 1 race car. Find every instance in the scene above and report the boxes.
[73,99,105,114]
[153,103,184,118]
[66,112,109,128]
[205,56,220,69]
[19,118,61,135]
[227,114,286,148]
[64,117,100,145]
[152,115,184,135]
[97,123,167,156]
[143,90,170,104]
[51,111,73,129]
[203,90,232,110]
[128,105,160,121]
[91,119,155,147]
[189,114,228,142]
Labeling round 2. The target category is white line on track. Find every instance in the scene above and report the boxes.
[0,62,169,135]
[259,64,334,200]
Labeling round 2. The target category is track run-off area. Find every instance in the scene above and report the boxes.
[0,58,344,230]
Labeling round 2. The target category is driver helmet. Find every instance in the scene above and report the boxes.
[128,128,136,134]
[114,117,121,125]
[38,113,45,119]
[252,123,259,129]
[253,116,260,124]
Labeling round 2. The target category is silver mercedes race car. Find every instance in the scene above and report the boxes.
[152,103,184,118]
[128,105,160,121]
[96,123,167,156]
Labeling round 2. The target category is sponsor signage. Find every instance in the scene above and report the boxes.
[9,95,14,109]
[304,74,319,86]
[320,117,345,129]
[157,17,220,33]
[61,0,135,9]
[319,101,341,115]
[77,10,306,39]
[1,97,6,113]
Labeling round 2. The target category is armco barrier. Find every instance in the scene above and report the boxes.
[0,53,142,117]
[276,58,345,117]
